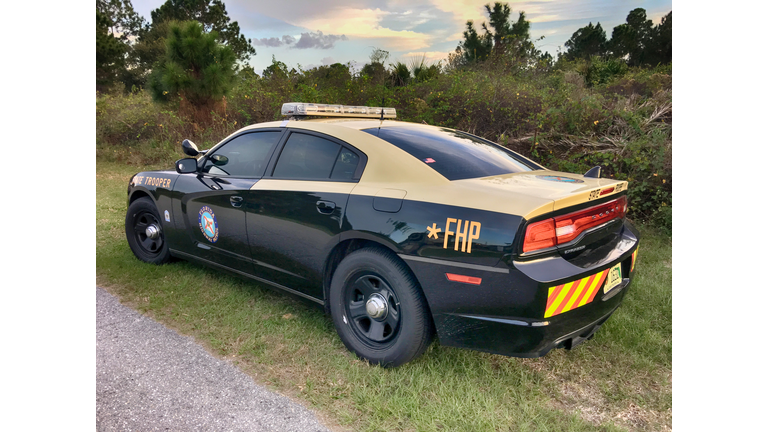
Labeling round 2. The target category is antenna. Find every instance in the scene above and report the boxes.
[380,96,385,121]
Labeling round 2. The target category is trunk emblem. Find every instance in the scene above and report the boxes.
[535,175,584,183]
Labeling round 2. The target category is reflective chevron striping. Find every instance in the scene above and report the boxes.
[631,248,638,272]
[544,269,609,318]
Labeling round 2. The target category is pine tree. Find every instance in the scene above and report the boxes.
[96,10,126,90]
[563,22,608,60]
[148,21,236,123]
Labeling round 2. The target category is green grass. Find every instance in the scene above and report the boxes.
[97,160,671,431]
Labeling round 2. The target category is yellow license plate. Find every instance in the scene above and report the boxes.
[603,263,623,294]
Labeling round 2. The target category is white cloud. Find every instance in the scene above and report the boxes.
[243,5,432,51]
[297,8,431,50]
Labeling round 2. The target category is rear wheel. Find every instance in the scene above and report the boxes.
[329,247,433,367]
[125,197,171,264]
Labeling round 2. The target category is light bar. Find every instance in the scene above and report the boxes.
[281,102,396,119]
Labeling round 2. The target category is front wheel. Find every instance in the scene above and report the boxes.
[329,248,434,367]
[125,197,171,264]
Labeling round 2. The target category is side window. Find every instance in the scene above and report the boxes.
[331,148,360,180]
[273,133,342,179]
[202,131,282,177]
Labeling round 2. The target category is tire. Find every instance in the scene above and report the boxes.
[329,247,434,367]
[125,197,171,265]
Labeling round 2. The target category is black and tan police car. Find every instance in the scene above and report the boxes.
[125,102,639,367]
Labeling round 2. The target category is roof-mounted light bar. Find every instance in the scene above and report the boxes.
[281,102,396,119]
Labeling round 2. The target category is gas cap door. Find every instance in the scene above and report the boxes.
[373,189,407,213]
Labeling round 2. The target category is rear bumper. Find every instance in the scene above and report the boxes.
[435,280,629,357]
[402,220,638,358]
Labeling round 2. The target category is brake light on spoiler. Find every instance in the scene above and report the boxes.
[523,196,628,253]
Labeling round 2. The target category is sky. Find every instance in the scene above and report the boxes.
[131,0,672,75]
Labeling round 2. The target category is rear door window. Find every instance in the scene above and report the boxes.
[272,132,364,181]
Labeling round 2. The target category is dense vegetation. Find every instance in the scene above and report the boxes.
[96,1,672,230]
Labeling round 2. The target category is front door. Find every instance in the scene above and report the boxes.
[175,130,284,274]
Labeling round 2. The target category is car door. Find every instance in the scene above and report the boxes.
[243,130,366,299]
[173,129,284,274]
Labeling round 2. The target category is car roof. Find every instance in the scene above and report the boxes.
[228,118,451,187]
[213,118,590,219]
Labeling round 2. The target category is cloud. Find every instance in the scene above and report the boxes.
[321,57,336,65]
[251,32,347,50]
[293,31,348,49]
[252,37,283,47]
[244,5,433,51]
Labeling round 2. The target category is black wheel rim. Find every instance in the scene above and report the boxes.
[132,210,163,255]
[344,273,401,348]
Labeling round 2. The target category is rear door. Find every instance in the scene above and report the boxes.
[174,129,284,274]
[243,130,366,299]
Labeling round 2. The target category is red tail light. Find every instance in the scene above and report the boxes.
[522,219,557,252]
[523,196,627,253]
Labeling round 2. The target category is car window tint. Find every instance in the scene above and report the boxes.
[202,131,282,177]
[330,148,360,180]
[273,133,341,179]
[362,126,538,180]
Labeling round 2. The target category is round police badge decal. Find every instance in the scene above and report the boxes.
[198,206,219,243]
[535,175,584,183]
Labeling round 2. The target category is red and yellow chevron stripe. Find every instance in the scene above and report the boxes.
[631,248,638,272]
[544,269,609,318]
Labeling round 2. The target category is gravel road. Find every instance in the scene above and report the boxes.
[96,286,331,432]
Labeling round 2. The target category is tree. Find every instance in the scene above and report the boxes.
[454,2,534,66]
[148,21,236,122]
[483,2,512,56]
[96,0,147,91]
[149,0,254,63]
[96,10,126,90]
[130,0,255,90]
[96,0,147,40]
[608,8,654,66]
[563,22,607,60]
[360,47,390,84]
[460,20,492,63]
[650,12,672,65]
[262,55,289,79]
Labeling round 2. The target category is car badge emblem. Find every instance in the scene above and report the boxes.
[198,206,219,243]
[535,175,584,183]
[164,210,170,222]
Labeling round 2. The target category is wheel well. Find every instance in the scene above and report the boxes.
[129,190,151,205]
[323,239,372,313]
[322,239,435,328]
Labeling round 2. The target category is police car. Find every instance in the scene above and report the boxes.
[125,102,639,367]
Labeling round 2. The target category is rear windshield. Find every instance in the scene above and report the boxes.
[362,125,539,180]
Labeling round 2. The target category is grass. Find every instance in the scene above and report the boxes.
[97,159,671,431]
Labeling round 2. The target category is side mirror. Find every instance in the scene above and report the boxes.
[182,139,209,157]
[175,158,198,174]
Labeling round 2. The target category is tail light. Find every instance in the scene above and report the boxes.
[523,196,628,253]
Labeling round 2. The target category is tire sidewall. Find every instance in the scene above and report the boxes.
[330,248,430,366]
[125,197,171,265]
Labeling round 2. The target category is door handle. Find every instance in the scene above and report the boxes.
[230,196,244,207]
[316,200,336,214]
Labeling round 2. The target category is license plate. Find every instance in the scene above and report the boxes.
[603,263,623,294]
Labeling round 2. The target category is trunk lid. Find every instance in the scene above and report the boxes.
[457,170,630,263]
